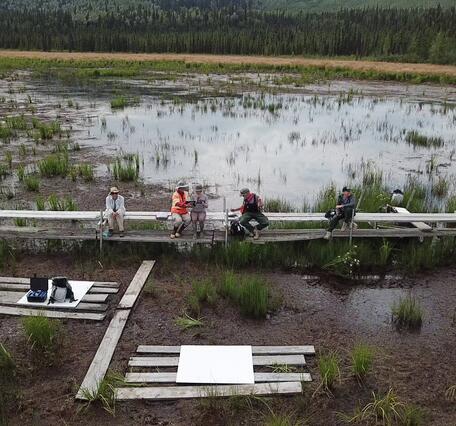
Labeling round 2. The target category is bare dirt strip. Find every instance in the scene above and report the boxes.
[1,50,456,77]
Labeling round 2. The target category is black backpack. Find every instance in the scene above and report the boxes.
[49,277,77,304]
[325,209,337,219]
[230,219,245,236]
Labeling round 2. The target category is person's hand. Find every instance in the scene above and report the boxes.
[336,205,343,209]
[230,208,236,212]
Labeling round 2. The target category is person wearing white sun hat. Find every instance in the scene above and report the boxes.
[105,186,125,237]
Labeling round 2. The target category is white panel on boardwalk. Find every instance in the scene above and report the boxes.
[176,345,254,384]
[17,280,93,309]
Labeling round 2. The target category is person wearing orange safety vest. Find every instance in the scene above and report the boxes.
[170,181,192,239]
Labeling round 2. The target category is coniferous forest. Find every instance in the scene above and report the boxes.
[0,1,455,64]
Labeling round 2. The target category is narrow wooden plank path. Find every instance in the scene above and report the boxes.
[125,372,312,383]
[115,382,302,400]
[137,345,315,355]
[129,354,306,367]
[0,305,105,321]
[76,260,156,400]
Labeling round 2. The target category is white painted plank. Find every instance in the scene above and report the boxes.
[136,345,315,355]
[115,381,302,400]
[117,260,156,309]
[129,355,305,368]
[125,372,312,383]
[76,310,130,399]
[0,305,105,321]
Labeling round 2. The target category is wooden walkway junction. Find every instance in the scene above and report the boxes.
[0,209,455,245]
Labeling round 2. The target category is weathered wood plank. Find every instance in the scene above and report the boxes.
[393,207,433,232]
[0,305,105,321]
[89,287,118,294]
[125,372,312,383]
[76,310,130,399]
[129,355,305,368]
[115,381,302,400]
[0,290,109,303]
[136,345,315,355]
[83,294,110,303]
[117,260,156,309]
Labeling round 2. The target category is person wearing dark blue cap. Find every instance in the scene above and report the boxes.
[324,186,357,240]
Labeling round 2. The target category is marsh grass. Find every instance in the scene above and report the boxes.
[22,315,62,359]
[48,194,78,211]
[316,352,340,395]
[35,196,45,210]
[445,385,456,401]
[175,313,204,330]
[23,174,40,192]
[217,271,270,318]
[79,370,125,416]
[110,96,128,109]
[78,164,95,182]
[0,343,17,426]
[340,388,424,425]
[392,295,423,329]
[432,177,449,198]
[111,155,140,181]
[143,277,157,297]
[351,343,374,381]
[264,198,295,213]
[187,278,217,315]
[38,152,69,177]
[0,240,13,269]
[4,152,12,169]
[405,131,444,148]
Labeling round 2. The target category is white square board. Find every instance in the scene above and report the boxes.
[17,280,94,309]
[176,345,254,384]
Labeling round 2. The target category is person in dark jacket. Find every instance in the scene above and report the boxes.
[231,188,269,240]
[324,186,357,240]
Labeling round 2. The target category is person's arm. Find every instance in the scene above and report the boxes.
[231,206,242,212]
[345,195,356,209]
[202,195,208,209]
[118,196,126,213]
[257,196,264,209]
[105,196,113,214]
[173,193,187,208]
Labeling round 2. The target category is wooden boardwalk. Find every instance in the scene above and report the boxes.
[116,345,314,401]
[0,226,455,244]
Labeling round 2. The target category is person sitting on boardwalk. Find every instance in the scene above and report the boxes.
[170,181,191,239]
[324,186,357,240]
[231,188,269,240]
[105,186,125,237]
[190,183,208,239]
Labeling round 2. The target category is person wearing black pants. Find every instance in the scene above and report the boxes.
[324,187,357,239]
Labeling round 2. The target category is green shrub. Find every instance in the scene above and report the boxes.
[110,96,128,109]
[392,295,423,329]
[317,352,340,394]
[351,343,374,381]
[22,315,62,356]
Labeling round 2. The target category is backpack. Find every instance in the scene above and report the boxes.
[230,219,245,236]
[325,209,337,219]
[49,277,76,304]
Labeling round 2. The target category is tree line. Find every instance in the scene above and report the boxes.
[0,4,455,64]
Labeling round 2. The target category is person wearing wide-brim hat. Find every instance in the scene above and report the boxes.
[230,188,269,240]
[170,181,191,239]
[324,186,357,240]
[105,186,126,237]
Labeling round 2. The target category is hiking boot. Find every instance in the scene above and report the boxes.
[193,232,198,240]
[175,233,181,238]
[170,233,176,239]
[253,229,260,240]
[340,222,348,232]
[119,231,125,238]
[352,222,359,230]
[323,231,332,240]
[107,229,114,237]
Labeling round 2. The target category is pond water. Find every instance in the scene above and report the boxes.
[5,76,456,210]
